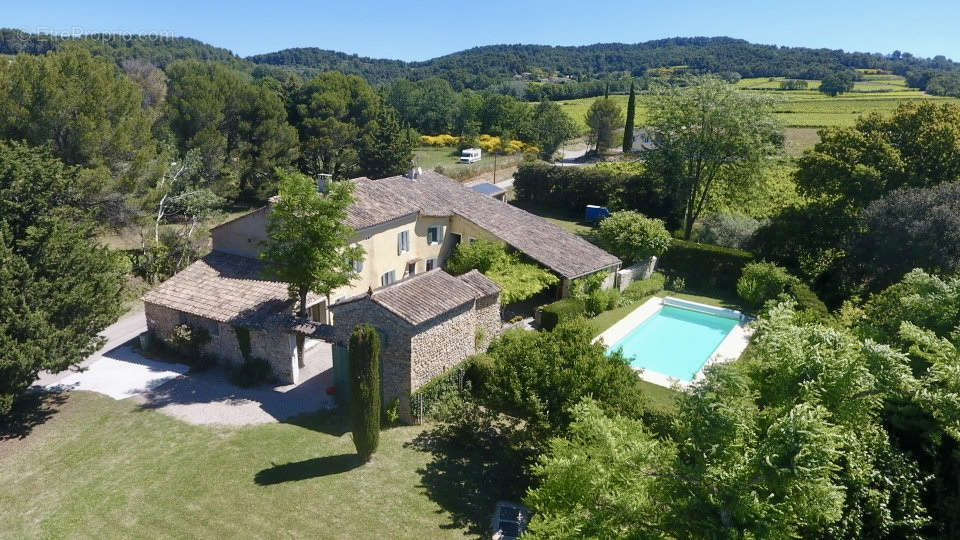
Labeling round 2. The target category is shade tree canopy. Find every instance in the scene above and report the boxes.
[644,76,783,239]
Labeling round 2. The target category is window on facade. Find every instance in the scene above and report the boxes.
[468,236,477,244]
[427,225,442,245]
[426,257,437,271]
[397,230,410,254]
[381,270,396,286]
[407,261,417,276]
[353,258,363,273]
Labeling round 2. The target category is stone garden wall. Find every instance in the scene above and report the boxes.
[144,302,297,384]
[616,256,657,291]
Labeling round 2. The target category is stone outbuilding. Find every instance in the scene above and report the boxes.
[142,251,330,384]
[329,268,501,417]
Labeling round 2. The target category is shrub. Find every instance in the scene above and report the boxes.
[658,239,754,293]
[540,298,586,330]
[229,357,275,388]
[691,213,765,250]
[737,261,829,316]
[595,211,672,265]
[410,360,475,423]
[482,321,648,442]
[465,353,495,393]
[571,271,608,300]
[737,262,798,311]
[169,323,212,368]
[349,324,381,462]
[623,272,666,301]
[586,288,619,316]
[446,239,506,275]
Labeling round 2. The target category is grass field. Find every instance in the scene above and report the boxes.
[0,391,479,538]
[413,146,525,181]
[554,74,960,154]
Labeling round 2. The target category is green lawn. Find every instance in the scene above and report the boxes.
[0,392,478,539]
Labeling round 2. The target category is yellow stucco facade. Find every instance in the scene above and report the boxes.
[211,205,509,316]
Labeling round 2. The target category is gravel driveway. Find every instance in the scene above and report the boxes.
[38,309,336,426]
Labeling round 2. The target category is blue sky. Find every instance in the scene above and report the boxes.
[7,1,960,61]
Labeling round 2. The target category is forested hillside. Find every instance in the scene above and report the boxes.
[5,29,959,96]
[250,37,960,90]
[0,28,242,68]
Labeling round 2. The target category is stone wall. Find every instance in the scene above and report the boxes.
[408,302,478,392]
[330,292,502,421]
[144,301,297,384]
[330,297,414,413]
[473,295,502,351]
[616,256,657,291]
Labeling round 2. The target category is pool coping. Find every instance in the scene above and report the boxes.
[593,296,754,389]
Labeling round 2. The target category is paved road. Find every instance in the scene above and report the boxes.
[556,147,589,166]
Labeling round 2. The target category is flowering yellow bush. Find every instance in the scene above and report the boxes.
[420,134,460,147]
[477,134,538,154]
[419,133,538,154]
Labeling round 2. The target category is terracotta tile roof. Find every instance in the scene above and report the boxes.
[345,171,621,279]
[142,252,321,326]
[363,269,497,326]
[458,269,502,297]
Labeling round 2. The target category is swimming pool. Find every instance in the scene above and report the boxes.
[606,303,740,382]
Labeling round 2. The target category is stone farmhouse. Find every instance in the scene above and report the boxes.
[142,170,620,411]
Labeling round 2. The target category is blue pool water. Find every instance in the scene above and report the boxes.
[607,305,738,381]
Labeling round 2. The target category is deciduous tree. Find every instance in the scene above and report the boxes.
[644,76,782,239]
[261,171,363,367]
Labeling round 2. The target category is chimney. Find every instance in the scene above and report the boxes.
[316,173,333,193]
[405,167,423,180]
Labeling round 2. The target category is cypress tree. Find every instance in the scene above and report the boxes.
[622,81,636,153]
[349,324,381,461]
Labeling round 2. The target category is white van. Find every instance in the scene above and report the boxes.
[460,147,482,163]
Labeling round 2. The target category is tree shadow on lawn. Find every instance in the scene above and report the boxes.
[405,418,529,535]
[1,390,67,442]
[254,453,362,485]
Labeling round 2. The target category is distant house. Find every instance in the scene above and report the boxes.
[632,128,656,151]
[142,170,620,405]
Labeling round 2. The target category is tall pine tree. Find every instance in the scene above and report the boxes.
[622,81,636,153]
[358,105,414,179]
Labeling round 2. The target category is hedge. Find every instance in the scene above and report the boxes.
[658,239,754,293]
[540,297,586,330]
[513,162,670,220]
[623,272,666,301]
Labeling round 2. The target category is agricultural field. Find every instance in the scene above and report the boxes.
[554,74,960,154]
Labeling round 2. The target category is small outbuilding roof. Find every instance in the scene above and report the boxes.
[470,182,507,197]
[458,269,503,297]
[339,269,501,326]
[142,251,321,327]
